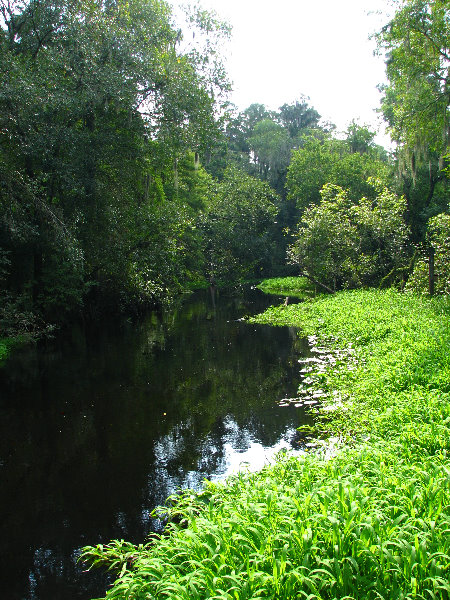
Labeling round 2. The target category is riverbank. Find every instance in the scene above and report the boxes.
[82,287,450,599]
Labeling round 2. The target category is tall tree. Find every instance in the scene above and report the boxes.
[376,0,449,238]
[377,0,449,158]
[248,119,291,189]
[278,97,321,138]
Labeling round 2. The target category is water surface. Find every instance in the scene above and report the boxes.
[0,287,311,599]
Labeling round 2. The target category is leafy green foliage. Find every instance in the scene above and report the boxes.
[0,340,8,363]
[126,201,205,304]
[248,119,291,187]
[289,184,359,291]
[0,0,230,327]
[278,98,321,138]
[376,0,449,158]
[288,182,409,290]
[198,167,278,283]
[219,99,325,272]
[82,289,450,600]
[224,99,322,194]
[286,132,391,214]
[375,0,449,240]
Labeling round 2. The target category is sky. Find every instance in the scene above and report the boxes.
[170,0,395,147]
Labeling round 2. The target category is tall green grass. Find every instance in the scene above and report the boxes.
[82,289,450,599]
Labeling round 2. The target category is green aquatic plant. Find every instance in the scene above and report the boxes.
[256,276,315,298]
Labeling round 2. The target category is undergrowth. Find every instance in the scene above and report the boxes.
[81,288,450,599]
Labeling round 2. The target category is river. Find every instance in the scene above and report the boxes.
[0,286,312,599]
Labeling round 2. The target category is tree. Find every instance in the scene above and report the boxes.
[377,0,449,157]
[288,182,409,291]
[198,167,278,283]
[288,185,358,291]
[223,104,273,176]
[376,0,449,239]
[223,99,323,193]
[242,103,274,131]
[278,97,321,138]
[248,119,291,189]
[345,121,377,155]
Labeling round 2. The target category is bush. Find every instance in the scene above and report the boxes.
[288,182,409,291]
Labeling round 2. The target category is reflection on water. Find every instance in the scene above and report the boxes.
[152,415,302,498]
[0,287,312,600]
[210,417,301,479]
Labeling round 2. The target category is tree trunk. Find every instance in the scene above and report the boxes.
[300,271,335,294]
[428,246,435,296]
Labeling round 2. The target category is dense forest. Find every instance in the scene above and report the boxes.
[0,0,449,350]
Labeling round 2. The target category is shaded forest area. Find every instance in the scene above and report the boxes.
[1,0,449,349]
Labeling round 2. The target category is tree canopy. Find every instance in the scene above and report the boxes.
[286,128,391,214]
[376,0,449,159]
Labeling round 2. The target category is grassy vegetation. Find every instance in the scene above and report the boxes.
[81,287,450,599]
[256,276,315,298]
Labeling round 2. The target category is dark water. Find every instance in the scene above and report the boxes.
[0,287,312,600]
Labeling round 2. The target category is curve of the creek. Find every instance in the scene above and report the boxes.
[0,286,316,600]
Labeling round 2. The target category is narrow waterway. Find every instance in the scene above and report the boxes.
[0,287,312,600]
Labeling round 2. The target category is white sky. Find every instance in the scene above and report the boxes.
[171,0,395,147]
